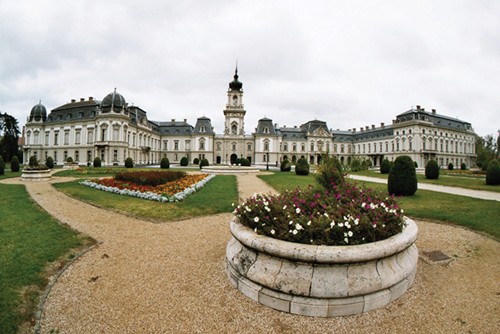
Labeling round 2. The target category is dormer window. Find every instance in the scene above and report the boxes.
[264,127,269,134]
[200,126,206,133]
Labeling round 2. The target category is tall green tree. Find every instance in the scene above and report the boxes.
[475,134,498,170]
[0,112,21,162]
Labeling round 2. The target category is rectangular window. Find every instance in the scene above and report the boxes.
[75,151,79,162]
[87,130,94,144]
[174,141,179,150]
[64,150,68,161]
[186,140,191,150]
[113,128,119,141]
[113,150,118,162]
[87,150,92,162]
[101,129,107,141]
[54,151,58,163]
[64,131,69,145]
[45,133,49,145]
[54,133,59,146]
[75,131,81,144]
[163,140,168,150]
[248,143,252,151]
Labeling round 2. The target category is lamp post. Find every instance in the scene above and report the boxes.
[266,152,269,170]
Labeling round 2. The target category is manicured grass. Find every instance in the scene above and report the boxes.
[0,171,21,180]
[53,175,238,222]
[258,172,500,239]
[53,166,201,178]
[0,184,92,334]
[351,170,500,193]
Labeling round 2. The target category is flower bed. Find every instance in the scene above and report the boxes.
[80,173,214,202]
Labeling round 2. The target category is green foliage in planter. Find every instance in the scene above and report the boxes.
[461,162,467,170]
[180,157,188,166]
[124,157,134,168]
[380,158,392,174]
[115,170,186,186]
[240,158,251,166]
[10,156,20,172]
[486,159,500,185]
[388,155,417,196]
[448,162,454,170]
[315,157,344,191]
[280,159,291,172]
[66,157,73,163]
[295,157,310,175]
[0,156,4,175]
[160,157,170,169]
[29,155,38,167]
[199,158,209,169]
[193,157,200,165]
[45,156,54,169]
[93,157,101,168]
[235,158,242,165]
[425,160,440,179]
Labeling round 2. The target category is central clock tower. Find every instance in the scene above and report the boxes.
[223,67,246,136]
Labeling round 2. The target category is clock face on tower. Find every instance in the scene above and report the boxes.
[232,95,238,105]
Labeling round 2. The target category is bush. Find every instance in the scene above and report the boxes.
[414,161,418,168]
[388,155,417,196]
[349,158,362,172]
[295,157,310,176]
[180,157,188,166]
[199,158,209,169]
[486,159,500,185]
[240,158,251,166]
[45,156,54,169]
[115,170,186,186]
[362,159,372,170]
[448,162,454,170]
[125,157,134,168]
[29,155,38,167]
[461,162,467,170]
[235,158,242,165]
[280,159,291,172]
[93,157,102,168]
[380,158,391,174]
[66,156,74,163]
[0,156,4,175]
[315,157,344,191]
[160,157,170,169]
[425,160,440,179]
[193,157,200,165]
[10,156,20,172]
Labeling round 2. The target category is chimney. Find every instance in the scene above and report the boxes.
[71,99,76,103]
[353,128,356,133]
[89,96,93,101]
[381,122,385,128]
[171,119,175,122]
[432,109,436,114]
[365,126,369,131]
[421,107,425,111]
[184,119,187,123]
[80,98,84,102]
[416,105,420,110]
[371,124,375,129]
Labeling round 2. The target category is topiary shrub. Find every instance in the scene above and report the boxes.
[10,156,20,172]
[448,162,454,170]
[461,162,467,170]
[295,157,310,176]
[380,158,391,174]
[486,159,500,185]
[93,157,102,168]
[425,160,439,180]
[180,156,189,166]
[193,157,200,165]
[199,158,209,169]
[45,156,54,169]
[125,157,134,168]
[0,156,4,175]
[414,161,418,168]
[315,157,344,191]
[66,157,74,163]
[388,155,417,196]
[240,158,251,166]
[280,159,291,172]
[29,155,38,167]
[160,157,170,169]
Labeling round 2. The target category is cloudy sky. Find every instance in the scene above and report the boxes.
[1,0,499,137]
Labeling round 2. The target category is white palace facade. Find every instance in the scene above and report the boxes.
[23,69,477,169]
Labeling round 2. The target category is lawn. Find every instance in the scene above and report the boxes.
[0,184,93,334]
[350,169,500,193]
[258,172,500,239]
[53,174,238,222]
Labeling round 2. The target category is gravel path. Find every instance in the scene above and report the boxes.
[3,175,499,333]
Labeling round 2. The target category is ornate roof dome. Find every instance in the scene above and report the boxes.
[229,68,243,91]
[30,101,47,121]
[101,89,127,112]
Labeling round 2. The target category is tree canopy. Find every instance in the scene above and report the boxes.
[0,112,21,162]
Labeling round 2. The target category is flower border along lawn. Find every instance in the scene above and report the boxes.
[258,172,500,240]
[0,184,93,334]
[54,174,238,222]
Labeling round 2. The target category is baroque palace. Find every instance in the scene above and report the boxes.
[23,69,476,169]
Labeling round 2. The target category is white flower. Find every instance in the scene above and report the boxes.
[271,229,275,235]
[344,237,349,243]
[295,223,303,230]
[330,221,335,228]
[292,229,298,235]
[289,220,293,225]
[265,206,271,212]
[323,212,329,218]
[283,205,287,210]
[263,200,269,206]
[296,207,301,214]
[307,220,312,226]
[348,231,353,237]
[254,217,259,223]
[361,202,366,208]
[254,228,258,232]
[401,209,404,213]
[338,222,344,227]
[245,206,251,212]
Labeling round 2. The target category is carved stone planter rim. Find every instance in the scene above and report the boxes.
[230,217,418,264]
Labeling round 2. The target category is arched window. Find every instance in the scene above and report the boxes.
[231,122,238,135]
[199,138,205,151]
[264,140,269,151]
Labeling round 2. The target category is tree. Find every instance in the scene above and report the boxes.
[0,112,21,162]
[10,155,20,172]
[388,155,418,196]
[476,134,498,170]
[486,159,500,185]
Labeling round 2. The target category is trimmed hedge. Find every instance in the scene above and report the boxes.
[93,157,102,168]
[125,157,134,168]
[280,159,291,172]
[115,170,186,186]
[486,159,500,185]
[180,157,188,166]
[199,158,209,169]
[240,158,251,166]
[388,155,417,196]
[295,157,310,176]
[448,162,454,170]
[45,156,54,169]
[29,155,38,167]
[10,156,20,172]
[193,157,200,165]
[461,162,467,170]
[66,157,74,163]
[425,160,439,179]
[160,157,170,169]
[380,158,391,174]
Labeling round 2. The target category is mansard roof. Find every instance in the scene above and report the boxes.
[395,107,473,131]
[46,98,100,123]
[255,117,276,135]
[157,120,194,135]
[193,116,214,134]
[300,120,330,134]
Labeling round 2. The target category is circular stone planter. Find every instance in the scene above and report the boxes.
[21,169,52,181]
[225,218,418,317]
